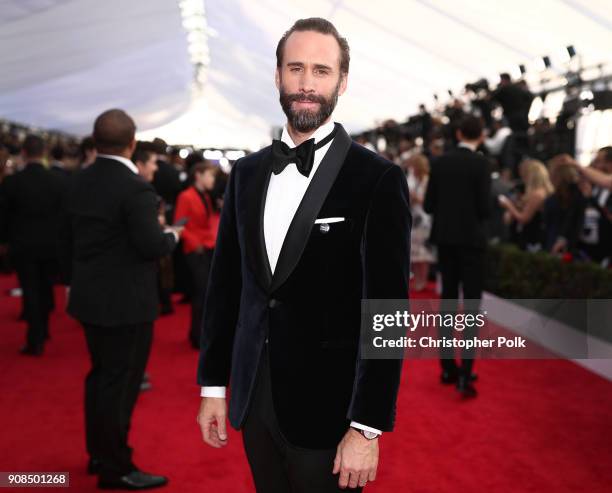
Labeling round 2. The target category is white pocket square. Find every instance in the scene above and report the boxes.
[314,217,345,224]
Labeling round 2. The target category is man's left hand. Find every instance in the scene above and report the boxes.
[333,428,379,489]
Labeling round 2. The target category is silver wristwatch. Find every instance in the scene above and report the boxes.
[351,426,379,440]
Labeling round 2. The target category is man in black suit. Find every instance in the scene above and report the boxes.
[491,73,533,133]
[151,139,183,315]
[151,138,182,224]
[424,115,491,397]
[59,109,181,490]
[0,135,65,355]
[196,18,411,492]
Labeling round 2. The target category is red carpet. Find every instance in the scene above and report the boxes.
[1,275,611,492]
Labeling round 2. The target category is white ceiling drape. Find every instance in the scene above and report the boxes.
[2,0,611,149]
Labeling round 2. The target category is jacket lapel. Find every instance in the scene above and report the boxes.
[270,123,352,292]
[245,148,274,292]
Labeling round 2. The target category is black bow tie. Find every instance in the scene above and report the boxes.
[271,125,337,178]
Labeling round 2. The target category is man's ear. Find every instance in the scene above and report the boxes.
[128,138,137,155]
[274,68,280,91]
[338,73,348,97]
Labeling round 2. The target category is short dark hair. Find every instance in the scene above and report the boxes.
[458,115,483,140]
[80,136,95,152]
[93,109,136,154]
[22,134,45,159]
[276,17,350,75]
[598,146,612,163]
[50,144,65,161]
[151,138,168,156]
[185,151,205,171]
[500,73,511,82]
[190,161,216,178]
[132,141,156,164]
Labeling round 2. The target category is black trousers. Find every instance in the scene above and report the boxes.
[14,256,55,348]
[242,344,363,493]
[185,249,213,347]
[437,244,485,376]
[83,322,153,479]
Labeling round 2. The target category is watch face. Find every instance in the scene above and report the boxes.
[363,430,378,440]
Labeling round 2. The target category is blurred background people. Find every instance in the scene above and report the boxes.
[174,161,220,349]
[544,159,588,255]
[577,147,612,263]
[79,136,97,169]
[424,115,491,397]
[407,153,435,291]
[499,159,553,252]
[0,134,65,355]
[59,109,180,490]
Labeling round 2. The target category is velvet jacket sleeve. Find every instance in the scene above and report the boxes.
[197,163,242,387]
[347,164,411,432]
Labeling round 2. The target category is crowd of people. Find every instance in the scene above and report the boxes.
[1,77,610,357]
[0,110,233,489]
[352,74,612,286]
[0,121,228,356]
[1,16,610,490]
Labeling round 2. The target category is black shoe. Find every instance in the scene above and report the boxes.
[441,371,477,384]
[20,344,43,356]
[440,371,458,384]
[457,375,478,398]
[98,470,168,490]
[88,458,100,475]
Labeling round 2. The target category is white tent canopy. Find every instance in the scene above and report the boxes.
[1,0,612,150]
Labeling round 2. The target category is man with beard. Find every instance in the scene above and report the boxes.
[196,18,411,492]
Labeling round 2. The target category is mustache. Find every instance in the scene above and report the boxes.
[285,93,326,104]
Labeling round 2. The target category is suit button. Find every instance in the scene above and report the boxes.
[268,298,278,308]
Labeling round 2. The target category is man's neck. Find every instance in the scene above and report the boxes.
[458,140,480,151]
[100,150,132,160]
[286,117,332,147]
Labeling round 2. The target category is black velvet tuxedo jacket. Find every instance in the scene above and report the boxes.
[59,157,176,327]
[197,124,412,449]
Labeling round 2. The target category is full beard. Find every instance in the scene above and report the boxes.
[279,79,341,133]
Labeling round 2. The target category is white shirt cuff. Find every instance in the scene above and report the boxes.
[163,228,179,243]
[350,421,382,436]
[201,386,226,398]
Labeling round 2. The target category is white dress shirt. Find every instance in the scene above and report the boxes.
[201,121,381,436]
[98,153,139,174]
[484,127,512,155]
[457,141,478,152]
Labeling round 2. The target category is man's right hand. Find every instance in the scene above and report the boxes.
[197,397,228,448]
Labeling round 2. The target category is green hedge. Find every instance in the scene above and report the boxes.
[485,243,612,299]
